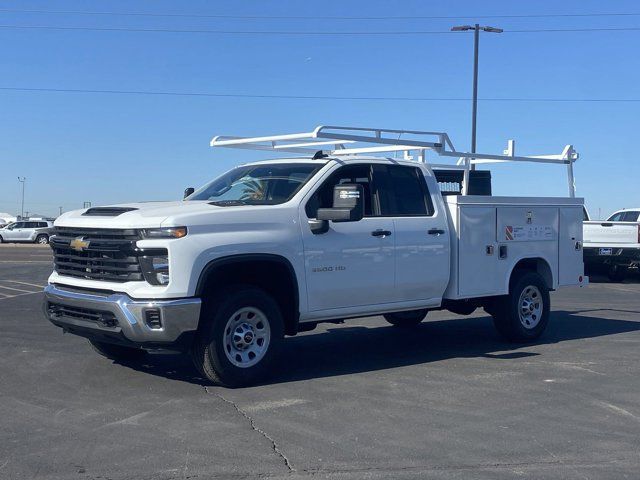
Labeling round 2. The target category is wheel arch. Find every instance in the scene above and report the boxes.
[508,257,555,291]
[195,254,300,335]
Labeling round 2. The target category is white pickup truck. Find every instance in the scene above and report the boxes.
[43,126,586,386]
[584,208,640,281]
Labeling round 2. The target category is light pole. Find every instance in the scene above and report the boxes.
[451,24,503,158]
[17,177,26,219]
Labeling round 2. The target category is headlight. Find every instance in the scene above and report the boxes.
[140,227,187,239]
[139,251,170,286]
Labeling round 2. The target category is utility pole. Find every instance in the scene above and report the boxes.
[451,24,503,162]
[59,206,63,216]
[17,177,26,219]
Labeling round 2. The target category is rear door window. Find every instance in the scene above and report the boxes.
[377,165,434,216]
[622,211,640,222]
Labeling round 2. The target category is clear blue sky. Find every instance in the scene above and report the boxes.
[1,0,639,219]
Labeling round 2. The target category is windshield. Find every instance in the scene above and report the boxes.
[187,163,322,205]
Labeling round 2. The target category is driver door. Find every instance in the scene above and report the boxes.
[4,222,23,241]
[300,163,396,312]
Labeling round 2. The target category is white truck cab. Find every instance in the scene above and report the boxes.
[43,126,586,386]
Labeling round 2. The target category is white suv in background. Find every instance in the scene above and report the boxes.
[0,220,54,244]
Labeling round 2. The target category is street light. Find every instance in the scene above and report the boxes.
[17,177,26,219]
[451,24,503,157]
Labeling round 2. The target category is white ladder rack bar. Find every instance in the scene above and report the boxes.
[210,125,579,197]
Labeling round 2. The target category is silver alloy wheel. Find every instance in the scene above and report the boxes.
[37,236,48,244]
[518,285,543,329]
[223,306,271,368]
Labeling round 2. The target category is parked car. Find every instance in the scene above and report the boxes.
[0,220,54,244]
[42,125,585,387]
[583,208,640,281]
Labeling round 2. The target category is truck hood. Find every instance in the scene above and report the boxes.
[55,201,218,229]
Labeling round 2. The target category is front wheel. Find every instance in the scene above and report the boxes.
[383,309,428,328]
[191,286,284,387]
[491,272,550,342]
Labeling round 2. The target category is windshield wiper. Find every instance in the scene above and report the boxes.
[208,200,249,206]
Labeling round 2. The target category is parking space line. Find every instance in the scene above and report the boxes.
[5,280,46,289]
[0,261,52,264]
[0,284,38,294]
[0,291,41,301]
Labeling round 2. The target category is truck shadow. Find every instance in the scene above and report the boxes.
[123,309,640,386]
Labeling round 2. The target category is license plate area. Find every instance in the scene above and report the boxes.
[599,248,613,256]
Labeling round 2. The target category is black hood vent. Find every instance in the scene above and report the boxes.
[82,207,138,217]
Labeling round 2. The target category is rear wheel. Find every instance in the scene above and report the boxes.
[607,265,627,282]
[191,286,284,387]
[35,234,49,245]
[89,340,147,361]
[0,234,4,243]
[491,271,550,342]
[383,309,428,328]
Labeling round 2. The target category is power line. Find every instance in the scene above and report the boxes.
[0,8,639,20]
[0,24,639,35]
[1,86,639,102]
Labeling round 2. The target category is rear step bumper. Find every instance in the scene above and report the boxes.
[43,284,201,346]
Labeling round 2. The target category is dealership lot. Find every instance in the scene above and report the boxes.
[1,244,640,479]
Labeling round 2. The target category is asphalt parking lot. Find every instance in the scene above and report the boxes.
[1,244,640,479]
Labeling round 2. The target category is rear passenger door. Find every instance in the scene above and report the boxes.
[376,165,450,304]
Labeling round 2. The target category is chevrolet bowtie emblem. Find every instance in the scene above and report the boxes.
[70,237,90,252]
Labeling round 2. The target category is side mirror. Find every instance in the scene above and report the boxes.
[183,187,195,199]
[316,184,364,223]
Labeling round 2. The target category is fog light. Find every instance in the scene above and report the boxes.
[144,309,162,329]
[139,252,170,286]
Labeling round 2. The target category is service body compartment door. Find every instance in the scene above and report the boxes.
[559,206,584,285]
[496,207,559,289]
[458,206,499,296]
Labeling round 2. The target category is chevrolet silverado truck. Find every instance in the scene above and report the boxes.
[43,126,586,386]
[584,208,640,281]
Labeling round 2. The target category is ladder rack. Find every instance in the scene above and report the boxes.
[210,125,579,197]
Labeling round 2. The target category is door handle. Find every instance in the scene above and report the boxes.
[371,229,392,237]
[428,228,445,236]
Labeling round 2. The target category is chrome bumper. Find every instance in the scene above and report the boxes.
[43,284,201,344]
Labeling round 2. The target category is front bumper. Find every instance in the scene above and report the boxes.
[43,284,201,347]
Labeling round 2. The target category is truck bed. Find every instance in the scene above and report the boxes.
[444,196,585,300]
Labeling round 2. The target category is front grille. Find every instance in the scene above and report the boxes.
[47,302,119,328]
[51,227,144,282]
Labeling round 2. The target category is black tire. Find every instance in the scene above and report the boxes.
[190,286,284,387]
[0,234,3,243]
[607,265,627,282]
[491,271,550,342]
[35,234,49,245]
[89,340,147,361]
[383,309,428,328]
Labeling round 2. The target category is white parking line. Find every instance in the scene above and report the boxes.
[0,261,52,264]
[0,284,37,294]
[5,280,46,289]
[0,291,41,301]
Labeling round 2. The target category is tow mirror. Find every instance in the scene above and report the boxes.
[183,187,195,199]
[317,184,364,223]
